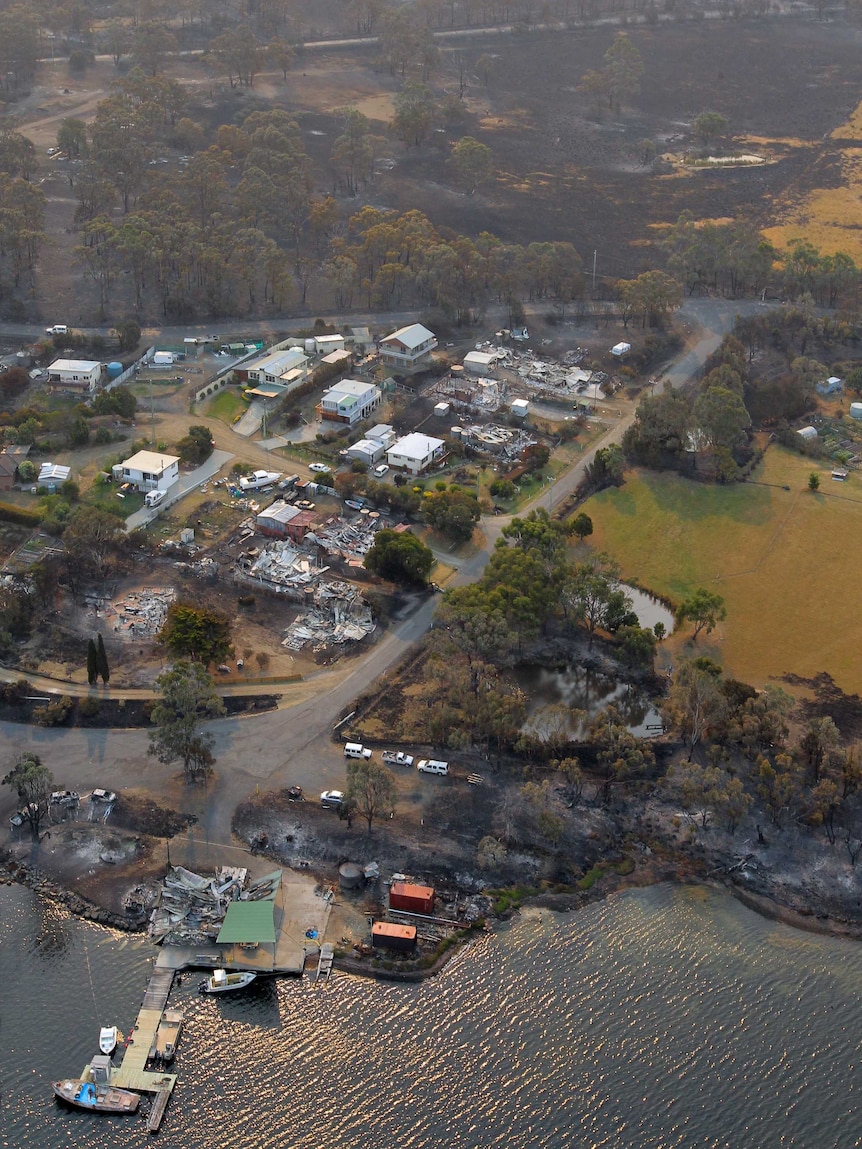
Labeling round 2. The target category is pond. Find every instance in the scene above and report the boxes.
[622,584,675,634]
[513,662,664,740]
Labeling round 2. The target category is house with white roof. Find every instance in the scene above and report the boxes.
[346,424,396,466]
[346,439,387,466]
[114,450,179,493]
[317,379,381,426]
[238,348,308,391]
[379,324,437,373]
[387,432,445,475]
[46,358,102,393]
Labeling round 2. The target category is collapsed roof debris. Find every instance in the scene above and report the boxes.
[148,864,280,946]
[282,580,375,651]
[109,587,176,639]
[229,508,389,651]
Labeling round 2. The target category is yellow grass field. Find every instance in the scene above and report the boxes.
[581,449,862,692]
[763,102,862,262]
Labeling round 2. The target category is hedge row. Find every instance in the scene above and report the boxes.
[0,501,41,527]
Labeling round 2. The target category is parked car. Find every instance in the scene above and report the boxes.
[45,324,68,336]
[417,760,449,776]
[320,790,343,809]
[286,786,304,802]
[9,810,27,828]
[382,751,414,767]
[309,463,331,474]
[90,788,117,804]
[374,464,390,477]
[50,790,80,807]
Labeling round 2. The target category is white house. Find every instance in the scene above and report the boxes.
[317,379,381,425]
[115,450,179,493]
[46,358,102,393]
[346,438,387,466]
[365,424,397,449]
[387,432,445,475]
[379,324,437,373]
[240,348,308,390]
[314,334,345,355]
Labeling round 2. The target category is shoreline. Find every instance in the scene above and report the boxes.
[9,841,862,973]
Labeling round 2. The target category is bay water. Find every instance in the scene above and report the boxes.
[1,881,860,1148]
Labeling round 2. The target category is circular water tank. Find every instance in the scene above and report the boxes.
[451,364,464,376]
[339,863,364,891]
[450,426,462,438]
[851,402,862,421]
[304,339,316,354]
[107,362,123,379]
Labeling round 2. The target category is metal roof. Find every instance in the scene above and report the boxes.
[122,450,179,473]
[216,900,276,944]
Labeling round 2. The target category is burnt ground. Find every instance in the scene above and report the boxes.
[14,16,862,322]
[332,19,862,279]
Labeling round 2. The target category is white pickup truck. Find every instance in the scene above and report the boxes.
[382,751,414,767]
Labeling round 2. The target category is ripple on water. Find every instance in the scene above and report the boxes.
[3,883,862,1148]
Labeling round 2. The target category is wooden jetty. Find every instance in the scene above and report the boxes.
[109,966,177,1132]
[147,1083,173,1133]
[316,942,334,984]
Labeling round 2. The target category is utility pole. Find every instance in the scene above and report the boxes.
[149,375,156,445]
[592,250,597,294]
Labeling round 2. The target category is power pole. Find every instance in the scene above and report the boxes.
[592,250,597,294]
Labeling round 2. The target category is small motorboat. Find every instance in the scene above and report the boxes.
[98,1026,119,1056]
[198,969,257,995]
[149,1009,183,1063]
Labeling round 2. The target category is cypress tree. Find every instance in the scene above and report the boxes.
[96,634,110,685]
[86,638,97,686]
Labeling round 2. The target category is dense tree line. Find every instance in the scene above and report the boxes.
[662,212,862,310]
[623,306,862,481]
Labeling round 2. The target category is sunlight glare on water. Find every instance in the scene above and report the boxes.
[1,882,861,1149]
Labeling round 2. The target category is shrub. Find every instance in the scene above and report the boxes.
[78,696,101,720]
[2,678,31,704]
[33,695,73,727]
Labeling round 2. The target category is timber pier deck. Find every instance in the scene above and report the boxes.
[79,966,178,1131]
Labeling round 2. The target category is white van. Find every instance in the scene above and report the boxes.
[45,324,68,336]
[145,489,167,508]
[344,743,372,760]
[417,759,449,776]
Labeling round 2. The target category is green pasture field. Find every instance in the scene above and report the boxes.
[580,447,862,691]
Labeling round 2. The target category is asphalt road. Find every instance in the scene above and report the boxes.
[0,297,770,862]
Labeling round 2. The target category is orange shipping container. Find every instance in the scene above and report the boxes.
[389,882,435,915]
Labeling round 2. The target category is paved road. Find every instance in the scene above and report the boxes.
[0,297,770,859]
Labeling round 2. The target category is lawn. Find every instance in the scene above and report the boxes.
[203,387,247,425]
[84,482,145,518]
[580,447,862,691]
